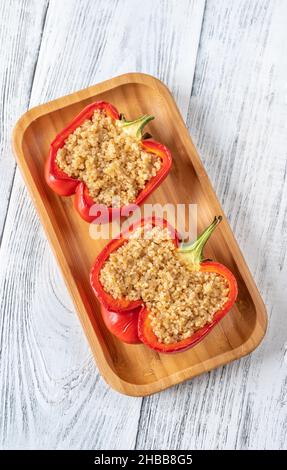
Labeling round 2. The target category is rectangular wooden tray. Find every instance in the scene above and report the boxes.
[12,73,267,396]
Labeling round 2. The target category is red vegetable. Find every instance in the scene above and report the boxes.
[45,101,172,223]
[91,216,238,354]
[90,217,177,313]
[100,304,142,344]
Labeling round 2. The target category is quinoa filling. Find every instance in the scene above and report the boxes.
[99,226,230,344]
[56,110,161,207]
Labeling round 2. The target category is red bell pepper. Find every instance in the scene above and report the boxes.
[91,216,238,353]
[90,217,177,312]
[100,304,142,344]
[45,101,172,223]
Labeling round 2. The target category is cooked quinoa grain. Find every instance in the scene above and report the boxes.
[56,110,161,206]
[100,226,230,344]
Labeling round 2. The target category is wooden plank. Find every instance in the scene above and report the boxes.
[136,0,287,450]
[0,0,205,448]
[0,0,48,240]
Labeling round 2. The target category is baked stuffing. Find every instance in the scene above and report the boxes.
[56,110,161,206]
[100,225,230,344]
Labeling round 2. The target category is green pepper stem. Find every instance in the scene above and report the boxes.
[119,114,154,139]
[177,216,222,267]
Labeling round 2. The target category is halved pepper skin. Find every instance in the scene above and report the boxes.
[137,217,238,353]
[90,217,178,313]
[100,304,142,344]
[138,261,238,353]
[45,101,172,223]
[91,216,238,354]
[45,101,119,197]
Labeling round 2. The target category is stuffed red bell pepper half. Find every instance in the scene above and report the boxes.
[90,216,238,352]
[45,101,172,223]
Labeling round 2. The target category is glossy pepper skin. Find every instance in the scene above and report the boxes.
[100,304,142,344]
[91,216,238,354]
[45,101,172,223]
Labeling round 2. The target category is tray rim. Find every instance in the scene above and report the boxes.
[12,72,268,396]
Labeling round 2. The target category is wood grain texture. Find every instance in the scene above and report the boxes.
[136,0,287,450]
[12,72,267,394]
[2,0,286,451]
[0,0,48,240]
[0,0,205,448]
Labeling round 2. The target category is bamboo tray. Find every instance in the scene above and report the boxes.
[12,73,267,396]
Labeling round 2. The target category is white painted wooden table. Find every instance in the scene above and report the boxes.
[0,0,286,450]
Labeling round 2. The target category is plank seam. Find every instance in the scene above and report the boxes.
[187,0,207,121]
[134,0,207,446]
[0,0,50,248]
[134,398,144,450]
